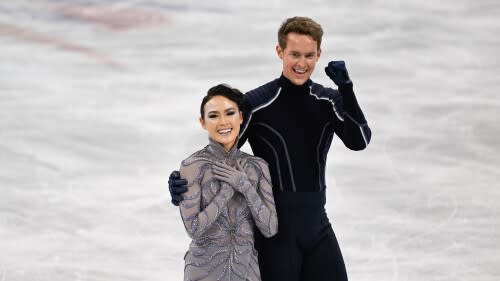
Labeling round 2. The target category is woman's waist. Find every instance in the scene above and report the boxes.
[191,229,254,246]
[189,237,255,253]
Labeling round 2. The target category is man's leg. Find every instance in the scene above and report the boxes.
[255,231,301,281]
[300,219,348,281]
[255,192,305,281]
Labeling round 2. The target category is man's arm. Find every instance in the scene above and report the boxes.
[237,95,252,148]
[237,79,282,149]
[325,61,372,150]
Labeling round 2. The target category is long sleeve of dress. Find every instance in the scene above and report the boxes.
[240,158,278,238]
[179,162,234,240]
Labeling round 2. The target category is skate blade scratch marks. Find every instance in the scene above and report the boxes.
[0,22,122,69]
[51,4,169,31]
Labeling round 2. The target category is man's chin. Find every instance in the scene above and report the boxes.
[291,77,308,85]
[283,72,310,85]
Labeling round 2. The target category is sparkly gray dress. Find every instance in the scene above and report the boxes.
[179,139,278,281]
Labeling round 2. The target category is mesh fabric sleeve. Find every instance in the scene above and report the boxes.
[241,159,278,238]
[179,162,234,240]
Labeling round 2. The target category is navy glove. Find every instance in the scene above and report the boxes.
[168,170,188,206]
[325,61,352,86]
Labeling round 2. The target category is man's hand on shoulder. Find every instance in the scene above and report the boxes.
[325,61,352,86]
[168,170,188,206]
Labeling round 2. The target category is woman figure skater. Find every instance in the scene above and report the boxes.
[178,84,278,281]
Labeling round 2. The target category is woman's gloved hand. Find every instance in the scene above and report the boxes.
[212,161,250,194]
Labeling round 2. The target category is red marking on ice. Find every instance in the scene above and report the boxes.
[51,4,169,31]
[0,22,123,69]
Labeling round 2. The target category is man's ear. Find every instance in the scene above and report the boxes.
[316,48,322,61]
[276,44,283,59]
[199,117,207,130]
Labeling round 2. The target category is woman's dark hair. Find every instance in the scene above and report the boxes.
[200,84,244,119]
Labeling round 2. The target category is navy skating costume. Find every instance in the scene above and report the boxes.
[238,74,371,281]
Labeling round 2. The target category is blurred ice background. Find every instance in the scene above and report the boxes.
[0,0,499,280]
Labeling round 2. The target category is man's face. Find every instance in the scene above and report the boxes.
[276,32,321,85]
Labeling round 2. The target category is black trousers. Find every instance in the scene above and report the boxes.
[254,191,348,281]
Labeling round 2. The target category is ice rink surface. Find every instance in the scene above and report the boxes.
[0,0,499,280]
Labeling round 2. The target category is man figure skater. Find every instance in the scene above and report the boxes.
[169,16,371,281]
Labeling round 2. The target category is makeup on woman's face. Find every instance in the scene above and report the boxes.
[200,95,243,151]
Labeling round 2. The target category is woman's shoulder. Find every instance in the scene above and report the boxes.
[180,146,213,168]
[179,147,215,182]
[238,153,270,182]
[239,152,268,169]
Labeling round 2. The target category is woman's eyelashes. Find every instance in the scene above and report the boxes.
[208,110,236,119]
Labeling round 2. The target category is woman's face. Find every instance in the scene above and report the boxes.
[200,95,243,151]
